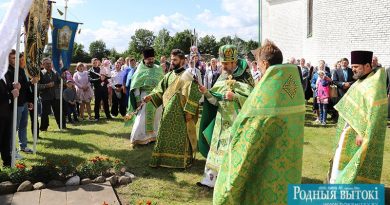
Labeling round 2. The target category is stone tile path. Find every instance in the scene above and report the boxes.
[0,182,120,205]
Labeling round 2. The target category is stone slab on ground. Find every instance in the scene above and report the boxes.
[66,186,92,205]
[40,187,67,205]
[11,190,40,205]
[0,194,13,205]
[0,182,120,205]
[83,182,120,205]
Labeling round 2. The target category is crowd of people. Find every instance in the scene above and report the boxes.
[278,56,384,125]
[0,40,387,204]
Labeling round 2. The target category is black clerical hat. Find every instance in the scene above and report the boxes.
[351,50,373,65]
[143,47,155,59]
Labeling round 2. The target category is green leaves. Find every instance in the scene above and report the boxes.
[129,29,156,56]
[71,30,258,63]
[89,40,110,61]
[73,42,92,63]
[198,35,218,57]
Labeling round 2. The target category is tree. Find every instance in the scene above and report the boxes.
[128,29,156,55]
[122,49,139,61]
[153,28,172,58]
[89,40,110,60]
[167,29,193,54]
[232,35,246,57]
[244,39,259,60]
[198,35,218,57]
[72,42,92,63]
[245,39,259,51]
[108,48,121,61]
[218,36,233,47]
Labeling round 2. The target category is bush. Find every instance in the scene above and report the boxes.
[0,157,127,184]
[113,159,126,174]
[0,169,10,182]
[77,156,112,179]
[57,160,76,178]
[29,163,60,183]
[77,163,97,179]
[9,163,30,183]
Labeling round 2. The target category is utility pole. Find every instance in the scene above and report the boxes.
[259,0,262,46]
[64,0,68,20]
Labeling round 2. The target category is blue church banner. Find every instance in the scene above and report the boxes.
[51,18,79,74]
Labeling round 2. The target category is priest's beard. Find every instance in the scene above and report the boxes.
[145,62,154,68]
[353,70,364,80]
[221,62,236,76]
[173,64,181,70]
[173,59,185,70]
[222,66,235,75]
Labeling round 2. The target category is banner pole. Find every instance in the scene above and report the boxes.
[59,0,68,131]
[60,78,63,130]
[11,28,21,167]
[33,83,38,153]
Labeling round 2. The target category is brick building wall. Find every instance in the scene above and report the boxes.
[261,0,390,67]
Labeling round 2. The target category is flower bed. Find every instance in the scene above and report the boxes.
[0,156,133,194]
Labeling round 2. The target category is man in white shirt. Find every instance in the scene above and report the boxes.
[204,58,220,89]
[251,61,261,83]
[188,60,203,86]
[110,62,126,117]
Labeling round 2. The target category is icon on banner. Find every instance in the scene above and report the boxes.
[57,25,72,50]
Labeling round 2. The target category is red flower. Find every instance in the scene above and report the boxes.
[146,200,152,205]
[15,163,25,169]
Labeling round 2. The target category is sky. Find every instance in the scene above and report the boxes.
[0,0,259,52]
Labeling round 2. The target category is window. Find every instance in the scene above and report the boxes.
[307,0,313,38]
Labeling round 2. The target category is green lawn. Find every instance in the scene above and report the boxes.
[3,105,390,205]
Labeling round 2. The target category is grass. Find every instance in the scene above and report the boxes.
[2,103,390,205]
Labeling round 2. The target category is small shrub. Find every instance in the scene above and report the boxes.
[0,168,10,182]
[57,160,76,178]
[0,156,128,184]
[91,156,112,175]
[113,159,126,175]
[29,163,60,183]
[77,156,112,179]
[77,163,97,179]
[9,163,30,183]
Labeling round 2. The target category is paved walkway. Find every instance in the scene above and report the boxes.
[0,182,120,205]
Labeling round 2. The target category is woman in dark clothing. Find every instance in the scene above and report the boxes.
[305,63,315,101]
[0,76,19,167]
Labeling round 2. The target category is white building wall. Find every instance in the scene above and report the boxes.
[262,0,390,67]
[262,0,306,62]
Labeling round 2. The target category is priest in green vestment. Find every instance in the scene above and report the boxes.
[129,47,164,145]
[197,45,254,188]
[143,49,203,168]
[213,40,305,205]
[328,50,387,184]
